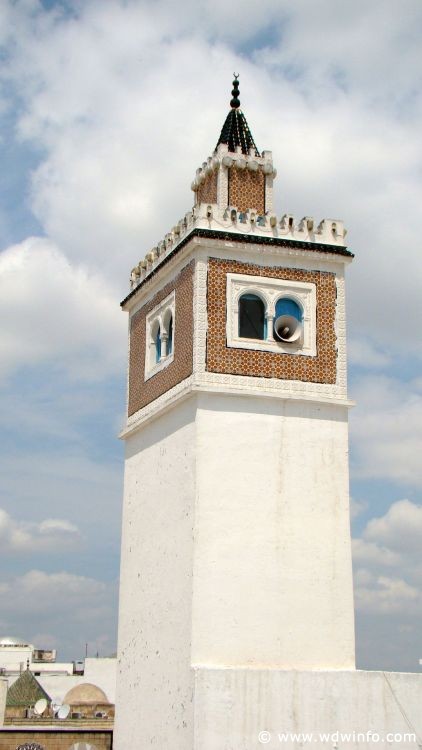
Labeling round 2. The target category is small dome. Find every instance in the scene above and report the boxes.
[64,683,109,704]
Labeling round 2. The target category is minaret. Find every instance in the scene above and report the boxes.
[114,77,355,749]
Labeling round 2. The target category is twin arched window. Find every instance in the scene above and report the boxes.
[145,291,176,379]
[238,293,302,342]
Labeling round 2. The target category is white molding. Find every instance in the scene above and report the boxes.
[144,290,175,380]
[120,376,353,439]
[197,370,348,401]
[193,258,208,376]
[121,375,194,438]
[226,272,316,356]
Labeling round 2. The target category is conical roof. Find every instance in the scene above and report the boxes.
[6,669,50,707]
[215,75,260,156]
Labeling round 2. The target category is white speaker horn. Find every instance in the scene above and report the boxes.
[274,314,302,343]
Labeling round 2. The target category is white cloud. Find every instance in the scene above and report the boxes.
[350,376,422,487]
[0,507,79,554]
[355,575,421,616]
[353,498,422,575]
[352,538,401,567]
[0,448,123,544]
[364,499,422,551]
[0,237,125,381]
[348,339,392,370]
[0,569,117,659]
[353,498,422,669]
[0,0,420,364]
[38,518,78,535]
[350,497,367,520]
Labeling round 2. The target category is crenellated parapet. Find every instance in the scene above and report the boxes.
[191,143,276,214]
[129,202,348,291]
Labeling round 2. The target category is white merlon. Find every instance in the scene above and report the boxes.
[129,203,348,290]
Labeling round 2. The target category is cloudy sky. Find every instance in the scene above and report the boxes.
[0,0,421,670]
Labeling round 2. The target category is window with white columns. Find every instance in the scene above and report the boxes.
[144,291,175,379]
[226,273,316,356]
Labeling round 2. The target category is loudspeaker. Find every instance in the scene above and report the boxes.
[274,314,302,343]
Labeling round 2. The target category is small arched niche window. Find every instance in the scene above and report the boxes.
[167,316,173,356]
[238,293,266,340]
[275,297,302,321]
[162,309,173,358]
[150,320,162,364]
[155,325,162,363]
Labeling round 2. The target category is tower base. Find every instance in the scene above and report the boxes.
[193,668,422,749]
[113,667,422,748]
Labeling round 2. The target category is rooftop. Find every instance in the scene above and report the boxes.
[0,637,31,648]
[6,669,50,707]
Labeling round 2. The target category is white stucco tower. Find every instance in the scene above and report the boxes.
[114,77,359,748]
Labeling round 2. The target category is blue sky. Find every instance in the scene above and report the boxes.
[0,0,421,669]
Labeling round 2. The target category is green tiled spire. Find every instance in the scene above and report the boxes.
[215,75,260,156]
[6,669,50,707]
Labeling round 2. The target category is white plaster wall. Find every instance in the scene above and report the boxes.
[194,668,422,749]
[192,392,355,669]
[35,659,116,704]
[0,678,6,726]
[0,646,32,670]
[84,658,116,704]
[30,662,73,674]
[37,674,84,703]
[115,390,355,747]
[114,398,197,750]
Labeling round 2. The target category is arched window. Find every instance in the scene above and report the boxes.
[155,324,162,363]
[274,297,303,343]
[275,297,302,321]
[238,293,266,340]
[167,316,173,356]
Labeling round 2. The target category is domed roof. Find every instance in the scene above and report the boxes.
[64,683,109,704]
[0,636,30,647]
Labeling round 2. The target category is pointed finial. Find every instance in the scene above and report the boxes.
[230,74,240,109]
